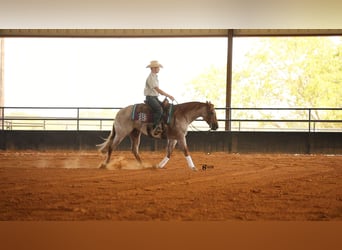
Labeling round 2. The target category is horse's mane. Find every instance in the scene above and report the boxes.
[174,101,206,110]
[172,102,209,118]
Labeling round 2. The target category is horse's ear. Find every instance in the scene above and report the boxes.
[207,101,215,110]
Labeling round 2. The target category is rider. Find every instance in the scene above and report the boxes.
[144,60,175,137]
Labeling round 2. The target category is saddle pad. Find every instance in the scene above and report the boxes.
[131,104,153,123]
[131,103,174,124]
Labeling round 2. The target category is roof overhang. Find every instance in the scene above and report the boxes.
[1,29,342,38]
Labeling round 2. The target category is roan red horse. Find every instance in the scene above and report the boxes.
[98,100,218,171]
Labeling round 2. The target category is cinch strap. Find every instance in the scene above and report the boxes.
[167,104,174,124]
[131,104,137,120]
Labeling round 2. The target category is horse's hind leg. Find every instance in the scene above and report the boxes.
[99,146,113,169]
[99,133,125,169]
[129,129,142,163]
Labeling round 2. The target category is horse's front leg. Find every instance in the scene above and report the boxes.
[178,136,197,171]
[157,139,177,168]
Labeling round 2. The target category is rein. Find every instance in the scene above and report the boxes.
[189,122,214,132]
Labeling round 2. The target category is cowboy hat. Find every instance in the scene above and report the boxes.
[146,60,163,68]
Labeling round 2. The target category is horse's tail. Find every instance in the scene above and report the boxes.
[97,124,116,154]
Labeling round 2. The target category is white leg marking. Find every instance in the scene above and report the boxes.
[185,155,197,170]
[158,156,169,168]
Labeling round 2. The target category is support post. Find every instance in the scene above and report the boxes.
[0,38,4,130]
[225,29,233,131]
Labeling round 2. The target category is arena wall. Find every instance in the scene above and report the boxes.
[0,131,341,154]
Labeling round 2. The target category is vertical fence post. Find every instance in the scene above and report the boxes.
[1,107,3,130]
[307,108,312,154]
[308,109,311,133]
[77,108,80,131]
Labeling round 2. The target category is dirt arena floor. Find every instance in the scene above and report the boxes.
[0,150,341,221]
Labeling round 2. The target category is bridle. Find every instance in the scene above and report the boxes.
[206,102,217,130]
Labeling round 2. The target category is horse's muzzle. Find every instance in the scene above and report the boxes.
[210,123,219,131]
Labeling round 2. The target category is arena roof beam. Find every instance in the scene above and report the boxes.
[233,29,342,37]
[0,29,228,38]
[1,29,342,38]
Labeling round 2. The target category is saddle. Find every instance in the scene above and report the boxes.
[131,98,174,137]
[131,98,174,125]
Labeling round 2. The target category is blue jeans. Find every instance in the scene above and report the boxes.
[145,96,163,127]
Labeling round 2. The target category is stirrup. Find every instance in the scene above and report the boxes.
[153,124,162,132]
[152,125,162,137]
[147,124,162,139]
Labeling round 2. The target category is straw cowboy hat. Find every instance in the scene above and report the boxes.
[146,60,163,68]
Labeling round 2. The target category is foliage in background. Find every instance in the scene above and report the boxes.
[184,37,342,130]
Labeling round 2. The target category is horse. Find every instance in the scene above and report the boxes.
[97,101,218,171]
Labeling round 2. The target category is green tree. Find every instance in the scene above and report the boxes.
[183,65,226,103]
[184,37,342,130]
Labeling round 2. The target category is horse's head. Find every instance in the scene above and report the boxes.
[204,101,219,131]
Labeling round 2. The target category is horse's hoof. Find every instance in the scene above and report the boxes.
[190,167,198,171]
[99,163,107,169]
[153,164,163,169]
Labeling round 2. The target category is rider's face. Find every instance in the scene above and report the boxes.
[151,67,160,74]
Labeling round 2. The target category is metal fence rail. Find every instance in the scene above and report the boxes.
[1,106,341,132]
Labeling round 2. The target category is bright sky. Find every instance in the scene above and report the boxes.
[5,36,340,109]
[4,37,235,107]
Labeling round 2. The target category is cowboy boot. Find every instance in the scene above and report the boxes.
[147,124,163,139]
[152,124,163,137]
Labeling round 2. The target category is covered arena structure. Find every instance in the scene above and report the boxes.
[0,29,341,154]
[1,2,342,249]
